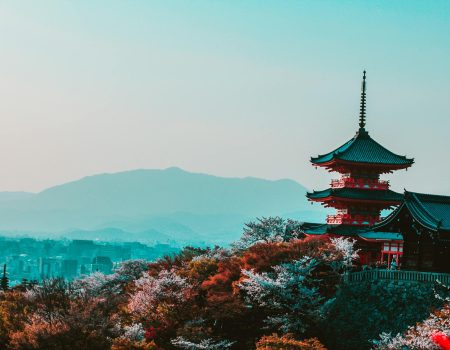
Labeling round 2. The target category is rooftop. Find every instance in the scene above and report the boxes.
[307,187,404,203]
[311,128,414,168]
[358,231,403,241]
[300,222,368,237]
[310,72,414,170]
[375,191,450,232]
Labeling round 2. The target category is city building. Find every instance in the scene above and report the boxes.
[61,259,78,280]
[0,237,179,285]
[91,256,113,274]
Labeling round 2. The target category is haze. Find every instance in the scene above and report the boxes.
[0,1,449,194]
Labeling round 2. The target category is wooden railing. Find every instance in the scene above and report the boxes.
[331,178,389,190]
[327,214,380,226]
[344,269,450,285]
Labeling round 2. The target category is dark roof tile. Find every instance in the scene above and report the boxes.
[372,191,450,232]
[311,128,414,167]
[307,188,404,202]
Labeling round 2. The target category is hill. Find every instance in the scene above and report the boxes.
[0,167,326,244]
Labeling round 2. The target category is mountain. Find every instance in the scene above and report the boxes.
[0,192,35,202]
[0,167,326,244]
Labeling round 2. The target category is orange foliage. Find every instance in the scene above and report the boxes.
[241,236,330,272]
[111,338,162,350]
[0,290,31,345]
[200,256,246,319]
[199,236,334,312]
[256,333,327,350]
[185,257,219,282]
[201,256,242,298]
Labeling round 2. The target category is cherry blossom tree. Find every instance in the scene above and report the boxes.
[329,237,360,271]
[373,304,450,350]
[128,268,193,332]
[171,336,235,349]
[233,217,303,250]
[115,260,149,281]
[239,257,328,334]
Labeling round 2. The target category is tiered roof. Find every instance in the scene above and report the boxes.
[299,222,364,237]
[302,191,450,239]
[311,128,414,170]
[307,187,403,204]
[311,71,413,172]
[302,71,415,237]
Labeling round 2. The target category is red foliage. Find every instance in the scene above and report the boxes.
[432,332,450,350]
[201,256,242,298]
[144,326,160,340]
[200,237,332,301]
[199,256,246,319]
[241,236,329,272]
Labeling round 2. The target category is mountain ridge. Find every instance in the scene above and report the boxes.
[0,167,326,244]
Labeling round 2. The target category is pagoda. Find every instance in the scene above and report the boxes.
[301,71,414,264]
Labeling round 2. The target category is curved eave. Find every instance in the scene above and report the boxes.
[310,129,414,170]
[308,196,402,206]
[311,158,414,171]
[405,192,441,231]
[370,193,445,232]
[310,137,355,166]
[307,189,404,205]
[304,232,330,238]
[370,203,406,229]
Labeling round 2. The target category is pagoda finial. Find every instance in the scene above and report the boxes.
[359,70,367,129]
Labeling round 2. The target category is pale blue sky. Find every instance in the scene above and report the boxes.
[0,1,449,193]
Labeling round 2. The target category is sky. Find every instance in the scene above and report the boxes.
[0,1,449,194]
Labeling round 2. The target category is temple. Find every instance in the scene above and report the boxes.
[363,191,450,272]
[300,71,417,266]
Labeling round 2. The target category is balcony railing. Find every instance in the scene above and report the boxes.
[327,214,380,226]
[344,269,450,285]
[331,178,389,190]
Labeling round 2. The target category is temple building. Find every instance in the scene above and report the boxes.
[300,71,446,269]
[362,191,450,272]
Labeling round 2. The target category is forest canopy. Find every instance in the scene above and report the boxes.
[0,217,448,350]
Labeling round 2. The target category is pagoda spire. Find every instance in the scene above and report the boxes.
[359,70,367,129]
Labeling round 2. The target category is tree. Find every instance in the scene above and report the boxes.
[115,260,150,282]
[9,277,120,350]
[72,272,118,298]
[127,268,194,343]
[256,334,326,350]
[373,304,450,350]
[112,338,161,350]
[8,312,112,350]
[25,278,71,326]
[233,217,303,250]
[1,264,9,291]
[239,237,355,336]
[240,236,330,273]
[0,290,31,346]
[321,280,442,350]
[328,237,359,271]
[171,336,235,349]
[239,257,329,335]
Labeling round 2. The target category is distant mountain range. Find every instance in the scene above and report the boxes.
[0,167,326,245]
